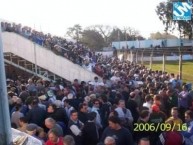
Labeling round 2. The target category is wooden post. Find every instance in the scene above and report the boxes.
[141,49,144,65]
[179,49,182,80]
[150,49,153,69]
[162,48,166,72]
[136,49,138,64]
[178,24,183,80]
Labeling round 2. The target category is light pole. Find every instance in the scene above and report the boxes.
[178,24,183,80]
[0,21,13,145]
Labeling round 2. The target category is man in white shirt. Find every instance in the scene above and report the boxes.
[169,73,176,88]
[110,72,121,84]
[143,95,153,113]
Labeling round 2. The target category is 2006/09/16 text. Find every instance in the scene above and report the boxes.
[134,123,188,132]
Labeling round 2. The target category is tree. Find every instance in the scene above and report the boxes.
[66,24,82,42]
[88,25,113,46]
[123,27,140,40]
[156,0,193,38]
[108,28,124,42]
[66,24,145,49]
[80,29,105,51]
[149,32,178,39]
[108,27,145,42]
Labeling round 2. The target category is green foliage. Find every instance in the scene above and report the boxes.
[66,24,82,41]
[66,24,145,50]
[156,0,193,38]
[81,29,105,51]
[108,28,124,42]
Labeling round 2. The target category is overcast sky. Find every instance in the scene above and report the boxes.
[0,0,168,38]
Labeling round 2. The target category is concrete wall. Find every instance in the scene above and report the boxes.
[142,55,193,61]
[112,39,193,49]
[2,32,99,82]
[96,51,113,57]
[117,50,193,61]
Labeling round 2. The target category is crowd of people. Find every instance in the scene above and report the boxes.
[5,54,193,145]
[2,21,193,145]
[1,21,110,78]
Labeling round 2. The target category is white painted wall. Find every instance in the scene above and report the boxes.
[96,51,113,57]
[142,55,193,61]
[117,53,193,61]
[2,32,99,82]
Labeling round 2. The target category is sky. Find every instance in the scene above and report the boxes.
[0,0,168,39]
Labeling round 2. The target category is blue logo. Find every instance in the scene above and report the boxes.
[173,2,192,20]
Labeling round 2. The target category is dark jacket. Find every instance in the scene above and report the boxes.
[26,105,46,126]
[82,121,99,145]
[100,103,111,128]
[54,108,68,125]
[101,126,134,145]
[78,111,88,124]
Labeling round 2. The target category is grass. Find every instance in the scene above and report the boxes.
[144,60,193,84]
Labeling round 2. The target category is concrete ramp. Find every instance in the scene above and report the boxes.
[2,32,98,82]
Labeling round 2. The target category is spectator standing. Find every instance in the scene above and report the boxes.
[46,104,57,119]
[142,95,153,113]
[68,110,84,145]
[134,110,150,143]
[115,100,133,130]
[64,99,74,119]
[54,100,68,125]
[63,135,75,145]
[100,95,111,128]
[26,78,37,95]
[11,104,24,127]
[26,98,46,126]
[26,123,45,144]
[101,116,134,145]
[78,103,88,124]
[182,110,193,145]
[82,112,99,145]
[46,129,64,145]
[127,92,139,123]
[138,138,150,145]
[91,99,103,129]
[45,117,64,137]
[19,85,30,103]
[17,117,28,132]
[165,107,183,130]
[104,136,116,145]
[178,84,189,121]
[149,104,166,144]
